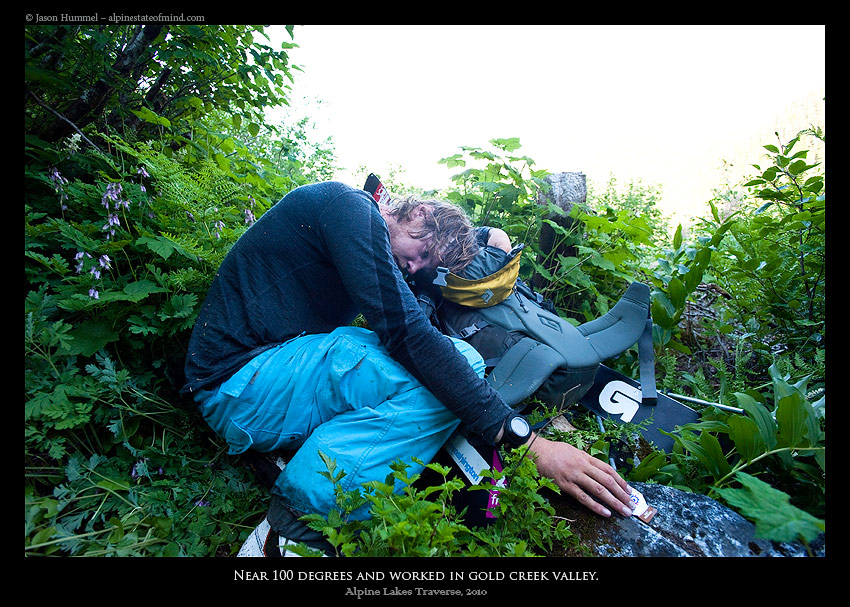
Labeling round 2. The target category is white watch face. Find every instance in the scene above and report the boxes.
[510,416,530,436]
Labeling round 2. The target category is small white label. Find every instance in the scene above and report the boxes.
[629,487,649,517]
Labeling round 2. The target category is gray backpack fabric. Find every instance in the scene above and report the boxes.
[415,246,657,413]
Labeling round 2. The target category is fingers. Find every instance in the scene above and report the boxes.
[529,437,636,518]
[582,463,635,517]
[564,482,620,518]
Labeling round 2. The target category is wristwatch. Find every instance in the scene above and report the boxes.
[500,412,532,447]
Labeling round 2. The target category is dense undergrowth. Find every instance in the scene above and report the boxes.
[25,25,824,557]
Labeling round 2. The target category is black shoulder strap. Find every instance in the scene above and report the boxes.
[575,282,657,405]
[638,314,657,405]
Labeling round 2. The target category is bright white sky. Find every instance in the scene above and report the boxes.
[267,25,825,225]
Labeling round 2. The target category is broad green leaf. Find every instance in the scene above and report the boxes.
[652,323,671,348]
[651,291,675,327]
[491,137,522,152]
[678,432,731,482]
[776,392,820,449]
[31,526,57,546]
[137,235,176,260]
[629,451,667,482]
[788,159,807,175]
[130,106,171,127]
[136,235,197,261]
[107,517,125,543]
[715,472,824,543]
[590,439,609,461]
[59,320,119,357]
[667,276,687,310]
[734,392,777,451]
[699,431,732,481]
[683,248,711,293]
[727,414,764,463]
[122,280,169,302]
[96,478,130,492]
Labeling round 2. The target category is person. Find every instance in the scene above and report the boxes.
[477,225,513,254]
[181,181,636,557]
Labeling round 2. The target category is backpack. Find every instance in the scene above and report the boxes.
[411,242,658,415]
[410,233,659,526]
[364,173,657,417]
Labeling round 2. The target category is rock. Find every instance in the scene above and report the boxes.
[536,171,587,212]
[549,482,825,557]
[532,172,589,296]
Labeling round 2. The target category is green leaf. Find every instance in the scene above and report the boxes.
[122,280,169,302]
[107,517,125,543]
[651,291,675,328]
[96,478,130,492]
[715,472,824,543]
[683,248,711,293]
[788,159,807,176]
[137,235,176,260]
[678,432,731,482]
[438,154,465,169]
[727,414,764,463]
[136,235,198,262]
[667,276,687,310]
[130,106,171,127]
[734,392,777,451]
[629,451,667,482]
[699,431,732,480]
[672,224,683,250]
[776,392,819,449]
[589,439,609,461]
[491,137,522,152]
[59,320,119,357]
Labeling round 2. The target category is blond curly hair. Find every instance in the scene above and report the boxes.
[386,196,479,274]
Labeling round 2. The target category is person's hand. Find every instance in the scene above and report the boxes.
[526,434,635,518]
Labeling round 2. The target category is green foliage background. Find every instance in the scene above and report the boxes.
[25,25,824,557]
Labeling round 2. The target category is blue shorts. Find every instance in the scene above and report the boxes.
[193,326,486,518]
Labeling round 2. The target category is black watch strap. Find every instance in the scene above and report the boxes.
[500,413,532,447]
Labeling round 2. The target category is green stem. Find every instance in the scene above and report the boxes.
[710,445,825,492]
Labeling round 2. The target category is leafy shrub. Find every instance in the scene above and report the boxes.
[438,138,656,324]
[24,141,276,555]
[297,450,577,557]
[24,24,330,554]
[629,359,825,547]
[709,128,825,360]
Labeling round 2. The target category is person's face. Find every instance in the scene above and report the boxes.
[387,207,439,276]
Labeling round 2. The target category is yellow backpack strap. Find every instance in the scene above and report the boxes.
[437,247,523,308]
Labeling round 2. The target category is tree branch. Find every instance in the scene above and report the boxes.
[26,89,103,152]
[39,24,167,142]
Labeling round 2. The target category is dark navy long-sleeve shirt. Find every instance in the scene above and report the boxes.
[182,181,511,443]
